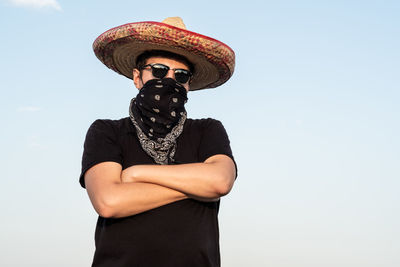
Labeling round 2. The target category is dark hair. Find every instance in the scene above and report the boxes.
[135,50,194,73]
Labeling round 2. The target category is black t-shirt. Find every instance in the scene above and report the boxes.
[80,117,235,267]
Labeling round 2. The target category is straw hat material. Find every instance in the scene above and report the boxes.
[93,17,235,90]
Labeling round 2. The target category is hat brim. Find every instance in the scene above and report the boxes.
[93,21,235,90]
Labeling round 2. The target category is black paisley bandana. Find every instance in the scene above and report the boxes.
[132,78,188,139]
[129,78,188,164]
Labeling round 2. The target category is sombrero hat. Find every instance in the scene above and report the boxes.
[93,17,235,90]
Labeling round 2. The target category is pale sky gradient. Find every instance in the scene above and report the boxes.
[1,1,399,266]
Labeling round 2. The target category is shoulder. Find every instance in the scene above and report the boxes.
[185,118,234,163]
[185,118,225,131]
[86,117,132,136]
[182,118,230,147]
[88,117,130,130]
[80,118,129,188]
[83,117,134,147]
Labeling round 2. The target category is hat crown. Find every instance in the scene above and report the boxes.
[161,17,187,30]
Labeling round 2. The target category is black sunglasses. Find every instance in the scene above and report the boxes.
[141,63,192,84]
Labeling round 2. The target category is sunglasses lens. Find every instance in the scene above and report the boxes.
[145,64,191,84]
[151,64,169,79]
[174,69,191,84]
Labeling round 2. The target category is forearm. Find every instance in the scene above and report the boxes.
[121,155,235,199]
[85,162,188,218]
[105,182,187,218]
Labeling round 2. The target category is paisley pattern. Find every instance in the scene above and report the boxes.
[129,98,186,165]
[132,78,188,139]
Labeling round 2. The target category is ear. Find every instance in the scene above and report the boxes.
[133,68,142,90]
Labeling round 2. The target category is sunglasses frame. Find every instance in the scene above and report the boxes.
[141,63,193,84]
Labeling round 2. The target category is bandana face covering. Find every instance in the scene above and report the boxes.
[129,78,188,164]
[132,78,188,139]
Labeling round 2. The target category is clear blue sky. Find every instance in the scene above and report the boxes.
[1,0,399,266]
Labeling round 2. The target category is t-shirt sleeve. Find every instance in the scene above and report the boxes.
[79,119,122,188]
[198,119,237,177]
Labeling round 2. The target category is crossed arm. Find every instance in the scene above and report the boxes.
[84,154,236,218]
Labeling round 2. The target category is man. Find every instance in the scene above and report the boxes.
[80,17,236,267]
